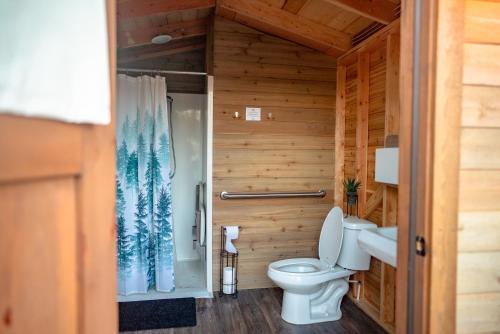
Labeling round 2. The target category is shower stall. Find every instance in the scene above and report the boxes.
[117,72,213,302]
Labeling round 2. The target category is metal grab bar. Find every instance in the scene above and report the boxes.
[220,190,326,200]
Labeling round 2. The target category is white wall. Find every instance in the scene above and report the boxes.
[170,93,205,261]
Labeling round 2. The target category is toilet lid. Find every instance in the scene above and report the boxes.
[318,207,344,266]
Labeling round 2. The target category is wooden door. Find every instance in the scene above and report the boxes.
[398,0,464,333]
[0,1,117,333]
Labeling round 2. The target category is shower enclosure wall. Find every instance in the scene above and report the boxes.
[170,93,209,296]
[118,76,213,302]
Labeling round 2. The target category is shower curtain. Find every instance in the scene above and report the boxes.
[116,74,175,295]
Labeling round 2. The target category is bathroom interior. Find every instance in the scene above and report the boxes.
[2,0,499,333]
[114,1,404,331]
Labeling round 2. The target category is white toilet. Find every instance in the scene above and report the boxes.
[267,207,376,325]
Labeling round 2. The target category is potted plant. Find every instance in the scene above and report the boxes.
[343,178,361,209]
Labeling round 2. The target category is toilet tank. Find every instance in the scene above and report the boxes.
[336,216,377,270]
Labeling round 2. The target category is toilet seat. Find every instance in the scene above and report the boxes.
[318,207,344,266]
[269,258,329,275]
[268,258,353,286]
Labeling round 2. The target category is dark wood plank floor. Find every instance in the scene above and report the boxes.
[122,288,386,334]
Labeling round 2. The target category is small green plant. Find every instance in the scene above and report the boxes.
[344,178,361,216]
[343,178,361,193]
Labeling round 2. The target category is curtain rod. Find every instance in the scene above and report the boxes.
[117,68,207,76]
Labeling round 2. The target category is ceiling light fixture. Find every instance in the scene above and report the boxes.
[151,34,172,44]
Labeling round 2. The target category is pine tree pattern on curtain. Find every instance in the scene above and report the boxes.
[116,75,174,295]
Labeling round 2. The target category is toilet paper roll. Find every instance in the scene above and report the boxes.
[223,266,236,283]
[223,266,236,294]
[223,283,235,295]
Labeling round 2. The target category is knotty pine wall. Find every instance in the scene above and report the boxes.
[457,1,500,332]
[212,17,337,289]
[343,45,387,320]
[335,22,400,332]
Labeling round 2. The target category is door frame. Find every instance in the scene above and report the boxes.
[397,0,464,333]
[206,75,214,295]
[77,0,118,332]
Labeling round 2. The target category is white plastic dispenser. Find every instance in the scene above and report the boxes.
[375,147,399,185]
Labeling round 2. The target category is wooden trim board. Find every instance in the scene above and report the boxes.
[396,0,413,332]
[355,52,369,217]
[323,0,399,25]
[334,65,347,207]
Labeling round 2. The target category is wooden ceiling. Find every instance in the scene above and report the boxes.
[117,1,213,49]
[117,0,400,64]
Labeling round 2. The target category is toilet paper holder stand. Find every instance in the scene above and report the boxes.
[219,226,239,298]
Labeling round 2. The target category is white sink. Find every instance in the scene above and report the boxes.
[358,226,397,267]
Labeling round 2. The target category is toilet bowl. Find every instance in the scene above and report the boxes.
[267,207,376,325]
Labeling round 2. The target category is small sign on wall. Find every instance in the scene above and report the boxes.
[245,107,261,121]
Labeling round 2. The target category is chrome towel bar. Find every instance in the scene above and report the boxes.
[220,190,326,200]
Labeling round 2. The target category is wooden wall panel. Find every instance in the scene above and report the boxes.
[212,17,337,289]
[335,21,399,333]
[343,43,388,314]
[0,178,78,334]
[457,1,500,332]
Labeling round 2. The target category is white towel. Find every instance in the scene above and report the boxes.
[224,226,239,254]
[0,0,110,124]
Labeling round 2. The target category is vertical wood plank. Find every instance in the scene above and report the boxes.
[354,52,369,305]
[335,64,347,207]
[396,0,413,332]
[381,187,398,325]
[356,53,370,217]
[428,0,464,332]
[381,32,400,326]
[384,33,400,136]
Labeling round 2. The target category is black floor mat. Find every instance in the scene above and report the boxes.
[119,298,196,332]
